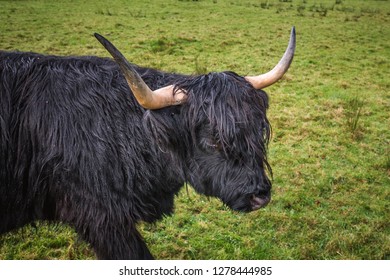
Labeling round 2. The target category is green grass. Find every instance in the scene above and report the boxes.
[0,0,389,260]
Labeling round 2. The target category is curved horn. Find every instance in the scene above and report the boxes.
[94,33,186,110]
[245,27,296,89]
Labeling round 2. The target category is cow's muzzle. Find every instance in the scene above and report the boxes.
[250,192,271,211]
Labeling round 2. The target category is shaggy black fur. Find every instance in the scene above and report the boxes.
[0,50,271,259]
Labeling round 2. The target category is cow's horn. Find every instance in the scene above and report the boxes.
[94,33,186,109]
[245,27,296,89]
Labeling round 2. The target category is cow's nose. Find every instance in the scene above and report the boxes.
[250,192,271,211]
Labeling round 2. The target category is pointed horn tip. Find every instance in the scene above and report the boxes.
[289,26,296,53]
[289,26,296,44]
[94,33,102,41]
[93,33,126,66]
[93,33,110,48]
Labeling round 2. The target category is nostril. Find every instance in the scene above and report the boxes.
[250,192,271,211]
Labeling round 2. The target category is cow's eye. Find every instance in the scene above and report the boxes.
[204,139,222,151]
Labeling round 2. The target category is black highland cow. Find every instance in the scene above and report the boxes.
[0,28,295,259]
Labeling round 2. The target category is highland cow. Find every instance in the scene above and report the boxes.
[0,27,295,259]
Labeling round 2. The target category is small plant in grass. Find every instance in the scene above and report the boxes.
[297,4,306,16]
[260,1,269,9]
[344,97,364,139]
[385,144,390,171]
[194,55,208,75]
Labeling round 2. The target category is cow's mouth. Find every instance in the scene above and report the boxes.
[250,193,271,211]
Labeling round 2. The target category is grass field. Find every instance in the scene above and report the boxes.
[0,0,389,260]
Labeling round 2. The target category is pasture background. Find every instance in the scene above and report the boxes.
[0,0,389,259]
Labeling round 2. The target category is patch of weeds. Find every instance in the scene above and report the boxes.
[142,37,197,55]
[386,146,390,171]
[194,55,208,75]
[309,4,329,17]
[343,97,364,140]
[360,6,380,15]
[297,4,306,16]
[335,5,355,13]
[95,8,115,16]
[129,9,146,18]
[149,38,171,53]
[260,1,270,9]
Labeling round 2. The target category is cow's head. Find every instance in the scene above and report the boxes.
[95,27,295,212]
